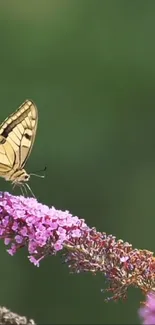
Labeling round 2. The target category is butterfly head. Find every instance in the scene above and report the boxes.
[19,170,30,183]
[11,169,35,197]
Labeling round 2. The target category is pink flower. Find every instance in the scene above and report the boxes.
[139,292,155,324]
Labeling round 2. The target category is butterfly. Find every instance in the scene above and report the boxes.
[0,99,38,196]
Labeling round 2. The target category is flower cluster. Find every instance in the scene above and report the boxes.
[0,192,89,266]
[0,192,155,303]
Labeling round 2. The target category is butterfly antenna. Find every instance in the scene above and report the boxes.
[30,166,47,178]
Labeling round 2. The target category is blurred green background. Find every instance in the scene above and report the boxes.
[0,0,155,323]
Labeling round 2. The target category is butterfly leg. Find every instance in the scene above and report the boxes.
[13,182,26,197]
[25,183,36,198]
[20,184,27,196]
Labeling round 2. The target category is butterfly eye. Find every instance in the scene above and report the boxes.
[24,175,29,180]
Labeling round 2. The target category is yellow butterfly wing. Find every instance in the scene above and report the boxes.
[0,100,38,179]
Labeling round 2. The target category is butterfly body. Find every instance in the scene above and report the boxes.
[0,100,38,192]
[2,167,29,183]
